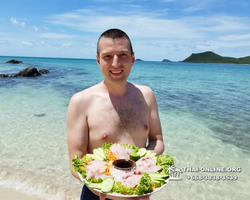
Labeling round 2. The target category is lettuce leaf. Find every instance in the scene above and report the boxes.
[72,154,93,179]
[88,177,103,183]
[122,143,139,152]
[156,154,174,174]
[113,182,134,195]
[134,173,153,195]
[102,142,113,152]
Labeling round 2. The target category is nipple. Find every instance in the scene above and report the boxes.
[101,133,108,140]
[144,125,149,131]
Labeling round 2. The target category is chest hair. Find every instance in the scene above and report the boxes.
[107,95,148,133]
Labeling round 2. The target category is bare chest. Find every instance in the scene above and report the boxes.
[88,95,149,142]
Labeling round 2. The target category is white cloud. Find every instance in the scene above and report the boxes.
[10,18,25,27]
[22,40,32,46]
[46,9,250,43]
[174,43,195,52]
[196,40,250,51]
[47,9,203,39]
[40,33,73,39]
[91,0,120,2]
[36,41,50,46]
[20,22,25,28]
[145,42,161,47]
[218,34,250,41]
[231,1,249,6]
[223,41,250,48]
[181,0,226,9]
[195,41,221,51]
[10,18,18,25]
[2,3,250,61]
[40,7,250,60]
[61,42,72,47]
[183,15,250,32]
[183,7,203,13]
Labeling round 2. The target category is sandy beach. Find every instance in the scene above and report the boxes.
[0,186,44,200]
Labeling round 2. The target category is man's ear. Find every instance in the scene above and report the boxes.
[96,54,100,67]
[132,52,135,65]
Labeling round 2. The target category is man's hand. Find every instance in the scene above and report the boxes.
[99,193,106,200]
[99,193,151,200]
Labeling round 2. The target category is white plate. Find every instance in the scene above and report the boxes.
[78,173,169,198]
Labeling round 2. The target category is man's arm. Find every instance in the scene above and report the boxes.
[144,87,164,155]
[67,92,89,180]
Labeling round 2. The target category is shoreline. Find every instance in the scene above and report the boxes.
[0,186,44,200]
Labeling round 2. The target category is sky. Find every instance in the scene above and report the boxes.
[0,0,250,61]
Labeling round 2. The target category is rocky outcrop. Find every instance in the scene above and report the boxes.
[6,59,23,64]
[39,69,49,74]
[17,66,41,77]
[0,66,49,78]
[0,74,17,78]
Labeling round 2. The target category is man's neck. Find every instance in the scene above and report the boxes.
[103,80,129,96]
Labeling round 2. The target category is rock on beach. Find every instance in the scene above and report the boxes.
[1,62,50,78]
[17,66,41,77]
[39,69,49,74]
[6,59,23,64]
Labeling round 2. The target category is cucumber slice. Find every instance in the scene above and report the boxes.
[101,178,114,193]
[145,150,152,157]
[86,154,104,161]
[149,152,157,158]
[152,180,161,184]
[137,148,147,157]
[97,148,106,158]
[150,178,166,181]
[87,183,102,190]
[148,173,168,179]
[93,148,106,160]
[130,152,140,161]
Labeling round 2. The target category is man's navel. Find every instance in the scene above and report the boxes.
[101,133,108,140]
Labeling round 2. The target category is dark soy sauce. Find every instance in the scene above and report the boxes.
[113,159,135,170]
[116,161,133,168]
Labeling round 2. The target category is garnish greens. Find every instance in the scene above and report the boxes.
[156,154,174,174]
[134,173,153,195]
[113,182,134,195]
[72,143,175,195]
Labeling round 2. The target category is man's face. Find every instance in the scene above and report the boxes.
[96,37,135,84]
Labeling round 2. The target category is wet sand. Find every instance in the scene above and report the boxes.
[0,186,44,200]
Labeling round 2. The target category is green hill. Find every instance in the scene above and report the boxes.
[182,51,250,64]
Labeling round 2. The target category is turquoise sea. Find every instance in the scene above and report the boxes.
[0,56,250,200]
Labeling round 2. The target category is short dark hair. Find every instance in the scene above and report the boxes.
[97,28,133,56]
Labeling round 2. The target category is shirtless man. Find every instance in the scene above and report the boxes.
[67,28,164,200]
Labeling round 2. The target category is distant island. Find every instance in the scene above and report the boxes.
[135,59,143,61]
[182,51,250,64]
[162,59,171,62]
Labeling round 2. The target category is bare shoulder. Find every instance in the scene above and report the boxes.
[132,84,155,97]
[68,82,103,109]
[131,83,158,109]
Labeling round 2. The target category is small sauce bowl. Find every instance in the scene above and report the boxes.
[112,159,135,171]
